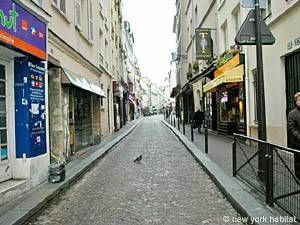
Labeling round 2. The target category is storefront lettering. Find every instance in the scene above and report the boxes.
[0,3,19,33]
[287,37,300,50]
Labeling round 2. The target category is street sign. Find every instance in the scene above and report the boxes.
[235,9,275,45]
[241,0,267,9]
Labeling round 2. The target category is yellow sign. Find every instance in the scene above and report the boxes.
[203,65,244,92]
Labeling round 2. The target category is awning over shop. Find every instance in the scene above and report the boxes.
[203,65,244,92]
[62,68,106,97]
[170,85,181,97]
[129,95,136,105]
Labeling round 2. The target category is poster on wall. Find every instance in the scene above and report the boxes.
[15,57,46,158]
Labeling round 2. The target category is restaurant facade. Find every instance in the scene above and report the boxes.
[203,52,246,135]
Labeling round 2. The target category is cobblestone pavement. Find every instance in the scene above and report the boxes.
[29,115,243,225]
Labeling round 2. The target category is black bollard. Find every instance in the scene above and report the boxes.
[178,117,180,131]
[183,120,185,135]
[191,120,194,142]
[173,117,176,127]
[204,122,208,154]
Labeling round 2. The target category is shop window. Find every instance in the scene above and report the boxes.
[74,90,92,150]
[219,87,240,122]
[0,65,7,160]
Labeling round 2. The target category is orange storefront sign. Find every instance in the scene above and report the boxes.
[214,54,240,78]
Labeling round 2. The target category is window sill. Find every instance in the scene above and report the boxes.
[52,3,70,24]
[249,123,258,128]
[75,24,82,32]
[77,29,94,46]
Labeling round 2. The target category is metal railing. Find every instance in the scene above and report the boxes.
[233,133,300,220]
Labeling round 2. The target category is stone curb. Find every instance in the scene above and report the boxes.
[162,119,291,225]
[0,120,141,225]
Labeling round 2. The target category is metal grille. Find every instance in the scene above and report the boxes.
[272,145,300,220]
[234,137,266,195]
[233,134,300,221]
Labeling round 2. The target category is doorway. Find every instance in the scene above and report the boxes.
[286,51,300,116]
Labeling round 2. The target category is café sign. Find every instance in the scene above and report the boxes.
[0,0,46,60]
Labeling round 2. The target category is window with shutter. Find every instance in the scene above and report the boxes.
[60,0,66,14]
[88,0,94,41]
[75,0,82,28]
[53,0,66,14]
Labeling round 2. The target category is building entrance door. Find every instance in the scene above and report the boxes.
[0,61,12,182]
[286,51,300,116]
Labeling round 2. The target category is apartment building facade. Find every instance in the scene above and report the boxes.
[247,0,300,146]
[0,0,50,203]
[0,0,127,205]
[174,0,300,147]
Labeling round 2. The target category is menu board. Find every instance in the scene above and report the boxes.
[15,57,46,158]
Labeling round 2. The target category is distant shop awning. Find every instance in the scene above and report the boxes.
[203,65,244,92]
[170,85,181,98]
[129,95,136,105]
[61,68,106,97]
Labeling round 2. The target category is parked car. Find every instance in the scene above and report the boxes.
[144,111,151,117]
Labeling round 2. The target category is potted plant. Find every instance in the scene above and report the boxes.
[192,60,199,72]
[186,71,192,80]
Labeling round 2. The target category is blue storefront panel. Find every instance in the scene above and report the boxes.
[15,57,46,158]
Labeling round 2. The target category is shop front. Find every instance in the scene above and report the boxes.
[0,0,48,185]
[48,67,106,161]
[203,54,246,135]
[181,83,194,123]
[190,64,217,131]
[113,81,124,131]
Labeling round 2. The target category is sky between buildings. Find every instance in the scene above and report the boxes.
[122,0,176,86]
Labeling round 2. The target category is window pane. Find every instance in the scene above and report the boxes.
[0,81,5,96]
[75,2,81,26]
[0,113,6,127]
[0,97,5,112]
[0,65,5,80]
[1,145,8,160]
[0,129,7,144]
[60,0,66,13]
[89,1,93,18]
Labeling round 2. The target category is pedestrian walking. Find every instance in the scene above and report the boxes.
[287,92,300,180]
[193,109,205,133]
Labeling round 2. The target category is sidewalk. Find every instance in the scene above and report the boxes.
[0,119,141,225]
[162,119,298,225]
[166,115,234,175]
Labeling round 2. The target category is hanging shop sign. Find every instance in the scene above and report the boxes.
[195,28,213,60]
[0,0,46,60]
[15,57,47,158]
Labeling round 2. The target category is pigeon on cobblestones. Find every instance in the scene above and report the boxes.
[133,155,142,163]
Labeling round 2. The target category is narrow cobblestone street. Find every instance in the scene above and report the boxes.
[29,116,242,225]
